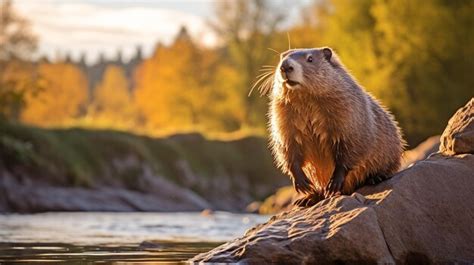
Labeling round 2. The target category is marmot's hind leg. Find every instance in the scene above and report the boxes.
[365,174,388,185]
[294,192,324,207]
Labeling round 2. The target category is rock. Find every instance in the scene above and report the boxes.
[258,186,296,214]
[245,201,261,213]
[200,209,214,216]
[440,98,474,155]
[401,135,440,168]
[0,172,211,212]
[190,100,474,264]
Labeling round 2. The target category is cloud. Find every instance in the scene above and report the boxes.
[14,0,216,63]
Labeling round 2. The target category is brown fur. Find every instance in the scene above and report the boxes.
[267,47,405,197]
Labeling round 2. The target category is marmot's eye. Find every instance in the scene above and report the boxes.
[307,56,313,63]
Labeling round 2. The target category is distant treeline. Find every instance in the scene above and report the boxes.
[1,0,473,146]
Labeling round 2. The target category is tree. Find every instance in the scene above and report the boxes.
[0,0,39,119]
[370,0,474,144]
[21,62,88,126]
[87,64,137,129]
[0,0,37,60]
[210,0,287,128]
[305,0,474,145]
[134,27,241,133]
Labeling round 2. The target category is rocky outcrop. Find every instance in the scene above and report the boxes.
[440,98,474,155]
[191,99,474,264]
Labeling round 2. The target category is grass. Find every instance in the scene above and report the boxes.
[0,119,287,202]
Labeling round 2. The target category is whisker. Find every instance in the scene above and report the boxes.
[249,72,274,97]
[267,47,280,54]
[258,73,274,96]
[253,72,273,86]
[287,32,291,50]
[256,69,274,76]
[256,71,273,79]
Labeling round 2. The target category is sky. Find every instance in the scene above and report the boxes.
[13,0,310,64]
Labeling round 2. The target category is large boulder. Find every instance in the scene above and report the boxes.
[440,98,474,155]
[191,99,474,264]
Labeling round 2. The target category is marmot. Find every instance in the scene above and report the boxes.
[260,47,405,207]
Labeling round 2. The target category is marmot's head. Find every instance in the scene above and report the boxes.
[272,47,343,97]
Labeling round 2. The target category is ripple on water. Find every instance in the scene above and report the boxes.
[0,212,269,263]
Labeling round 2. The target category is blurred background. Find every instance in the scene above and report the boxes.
[1,0,474,212]
[3,0,472,144]
[0,0,473,262]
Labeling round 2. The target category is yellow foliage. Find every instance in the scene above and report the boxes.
[134,31,244,133]
[21,62,87,126]
[84,64,137,130]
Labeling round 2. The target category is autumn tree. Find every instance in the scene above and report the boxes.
[0,0,39,119]
[87,64,137,129]
[135,27,242,133]
[371,0,474,144]
[21,62,88,126]
[210,0,287,128]
[302,0,474,145]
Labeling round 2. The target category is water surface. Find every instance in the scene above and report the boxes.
[0,212,268,264]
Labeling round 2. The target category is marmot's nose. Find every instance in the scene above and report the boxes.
[280,60,294,75]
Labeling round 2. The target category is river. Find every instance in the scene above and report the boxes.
[0,212,269,264]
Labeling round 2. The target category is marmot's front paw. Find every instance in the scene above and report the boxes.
[292,174,313,194]
[365,174,386,185]
[293,193,323,207]
[324,174,344,198]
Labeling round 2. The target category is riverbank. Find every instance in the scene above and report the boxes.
[0,121,287,212]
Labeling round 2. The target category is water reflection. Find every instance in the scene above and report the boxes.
[0,241,221,263]
[0,212,268,263]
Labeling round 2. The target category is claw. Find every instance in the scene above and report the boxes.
[293,197,310,207]
[293,193,324,207]
[324,174,344,198]
[292,171,313,194]
[366,174,385,185]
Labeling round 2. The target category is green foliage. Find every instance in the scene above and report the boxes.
[1,0,472,147]
[305,0,474,145]
[0,0,39,120]
[369,0,474,144]
[210,0,286,128]
[0,120,284,199]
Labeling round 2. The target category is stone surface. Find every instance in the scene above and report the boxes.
[192,154,474,264]
[401,135,439,168]
[440,98,474,155]
[0,172,211,212]
[191,99,474,264]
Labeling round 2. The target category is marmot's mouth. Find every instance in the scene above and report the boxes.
[285,80,300,86]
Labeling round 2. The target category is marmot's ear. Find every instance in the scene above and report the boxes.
[323,47,332,61]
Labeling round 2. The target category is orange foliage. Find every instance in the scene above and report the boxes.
[134,28,243,133]
[21,62,87,126]
[79,64,138,130]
